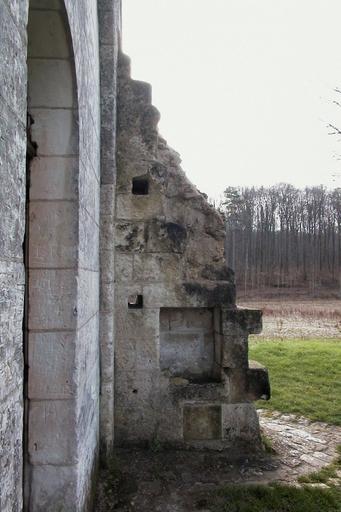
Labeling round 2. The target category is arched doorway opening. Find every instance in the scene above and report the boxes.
[25,1,79,508]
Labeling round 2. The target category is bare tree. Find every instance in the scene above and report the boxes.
[221,184,341,297]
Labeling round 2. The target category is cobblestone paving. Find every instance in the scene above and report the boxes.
[258,409,341,483]
[95,410,341,511]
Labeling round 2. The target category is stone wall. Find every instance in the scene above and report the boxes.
[114,54,269,449]
[0,0,268,507]
[0,0,121,510]
[0,1,28,510]
[98,0,121,457]
[114,53,232,445]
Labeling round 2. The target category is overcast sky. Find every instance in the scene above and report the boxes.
[122,0,341,200]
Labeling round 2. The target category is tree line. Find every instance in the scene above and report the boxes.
[220,184,341,295]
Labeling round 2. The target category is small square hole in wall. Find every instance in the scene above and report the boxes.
[132,177,149,195]
[128,294,143,309]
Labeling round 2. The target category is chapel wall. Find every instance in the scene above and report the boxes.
[0,1,29,510]
[0,0,121,510]
[25,0,107,508]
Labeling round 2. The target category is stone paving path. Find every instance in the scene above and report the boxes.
[258,409,341,483]
[95,410,341,512]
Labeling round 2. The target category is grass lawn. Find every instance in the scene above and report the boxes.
[249,338,341,425]
[209,484,341,512]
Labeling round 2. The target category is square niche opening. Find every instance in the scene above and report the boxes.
[132,176,149,195]
[128,294,143,309]
[160,308,215,382]
[183,405,222,441]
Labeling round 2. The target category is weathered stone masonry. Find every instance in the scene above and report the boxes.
[0,1,269,510]
[114,53,269,449]
[0,2,27,508]
[0,0,27,512]
[1,1,121,510]
[98,0,121,457]
[25,1,103,508]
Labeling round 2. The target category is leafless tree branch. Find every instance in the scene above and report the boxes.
[327,123,341,136]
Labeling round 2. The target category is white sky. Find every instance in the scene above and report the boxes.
[122,0,341,200]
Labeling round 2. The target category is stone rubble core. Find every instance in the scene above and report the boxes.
[114,53,270,451]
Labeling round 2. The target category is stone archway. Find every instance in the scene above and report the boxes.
[25,1,80,509]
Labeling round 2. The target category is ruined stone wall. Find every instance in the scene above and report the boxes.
[114,54,245,446]
[114,53,269,449]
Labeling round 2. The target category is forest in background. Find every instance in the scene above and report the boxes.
[220,184,341,298]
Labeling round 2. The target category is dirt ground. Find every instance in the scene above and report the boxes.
[95,410,341,512]
[238,299,341,338]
